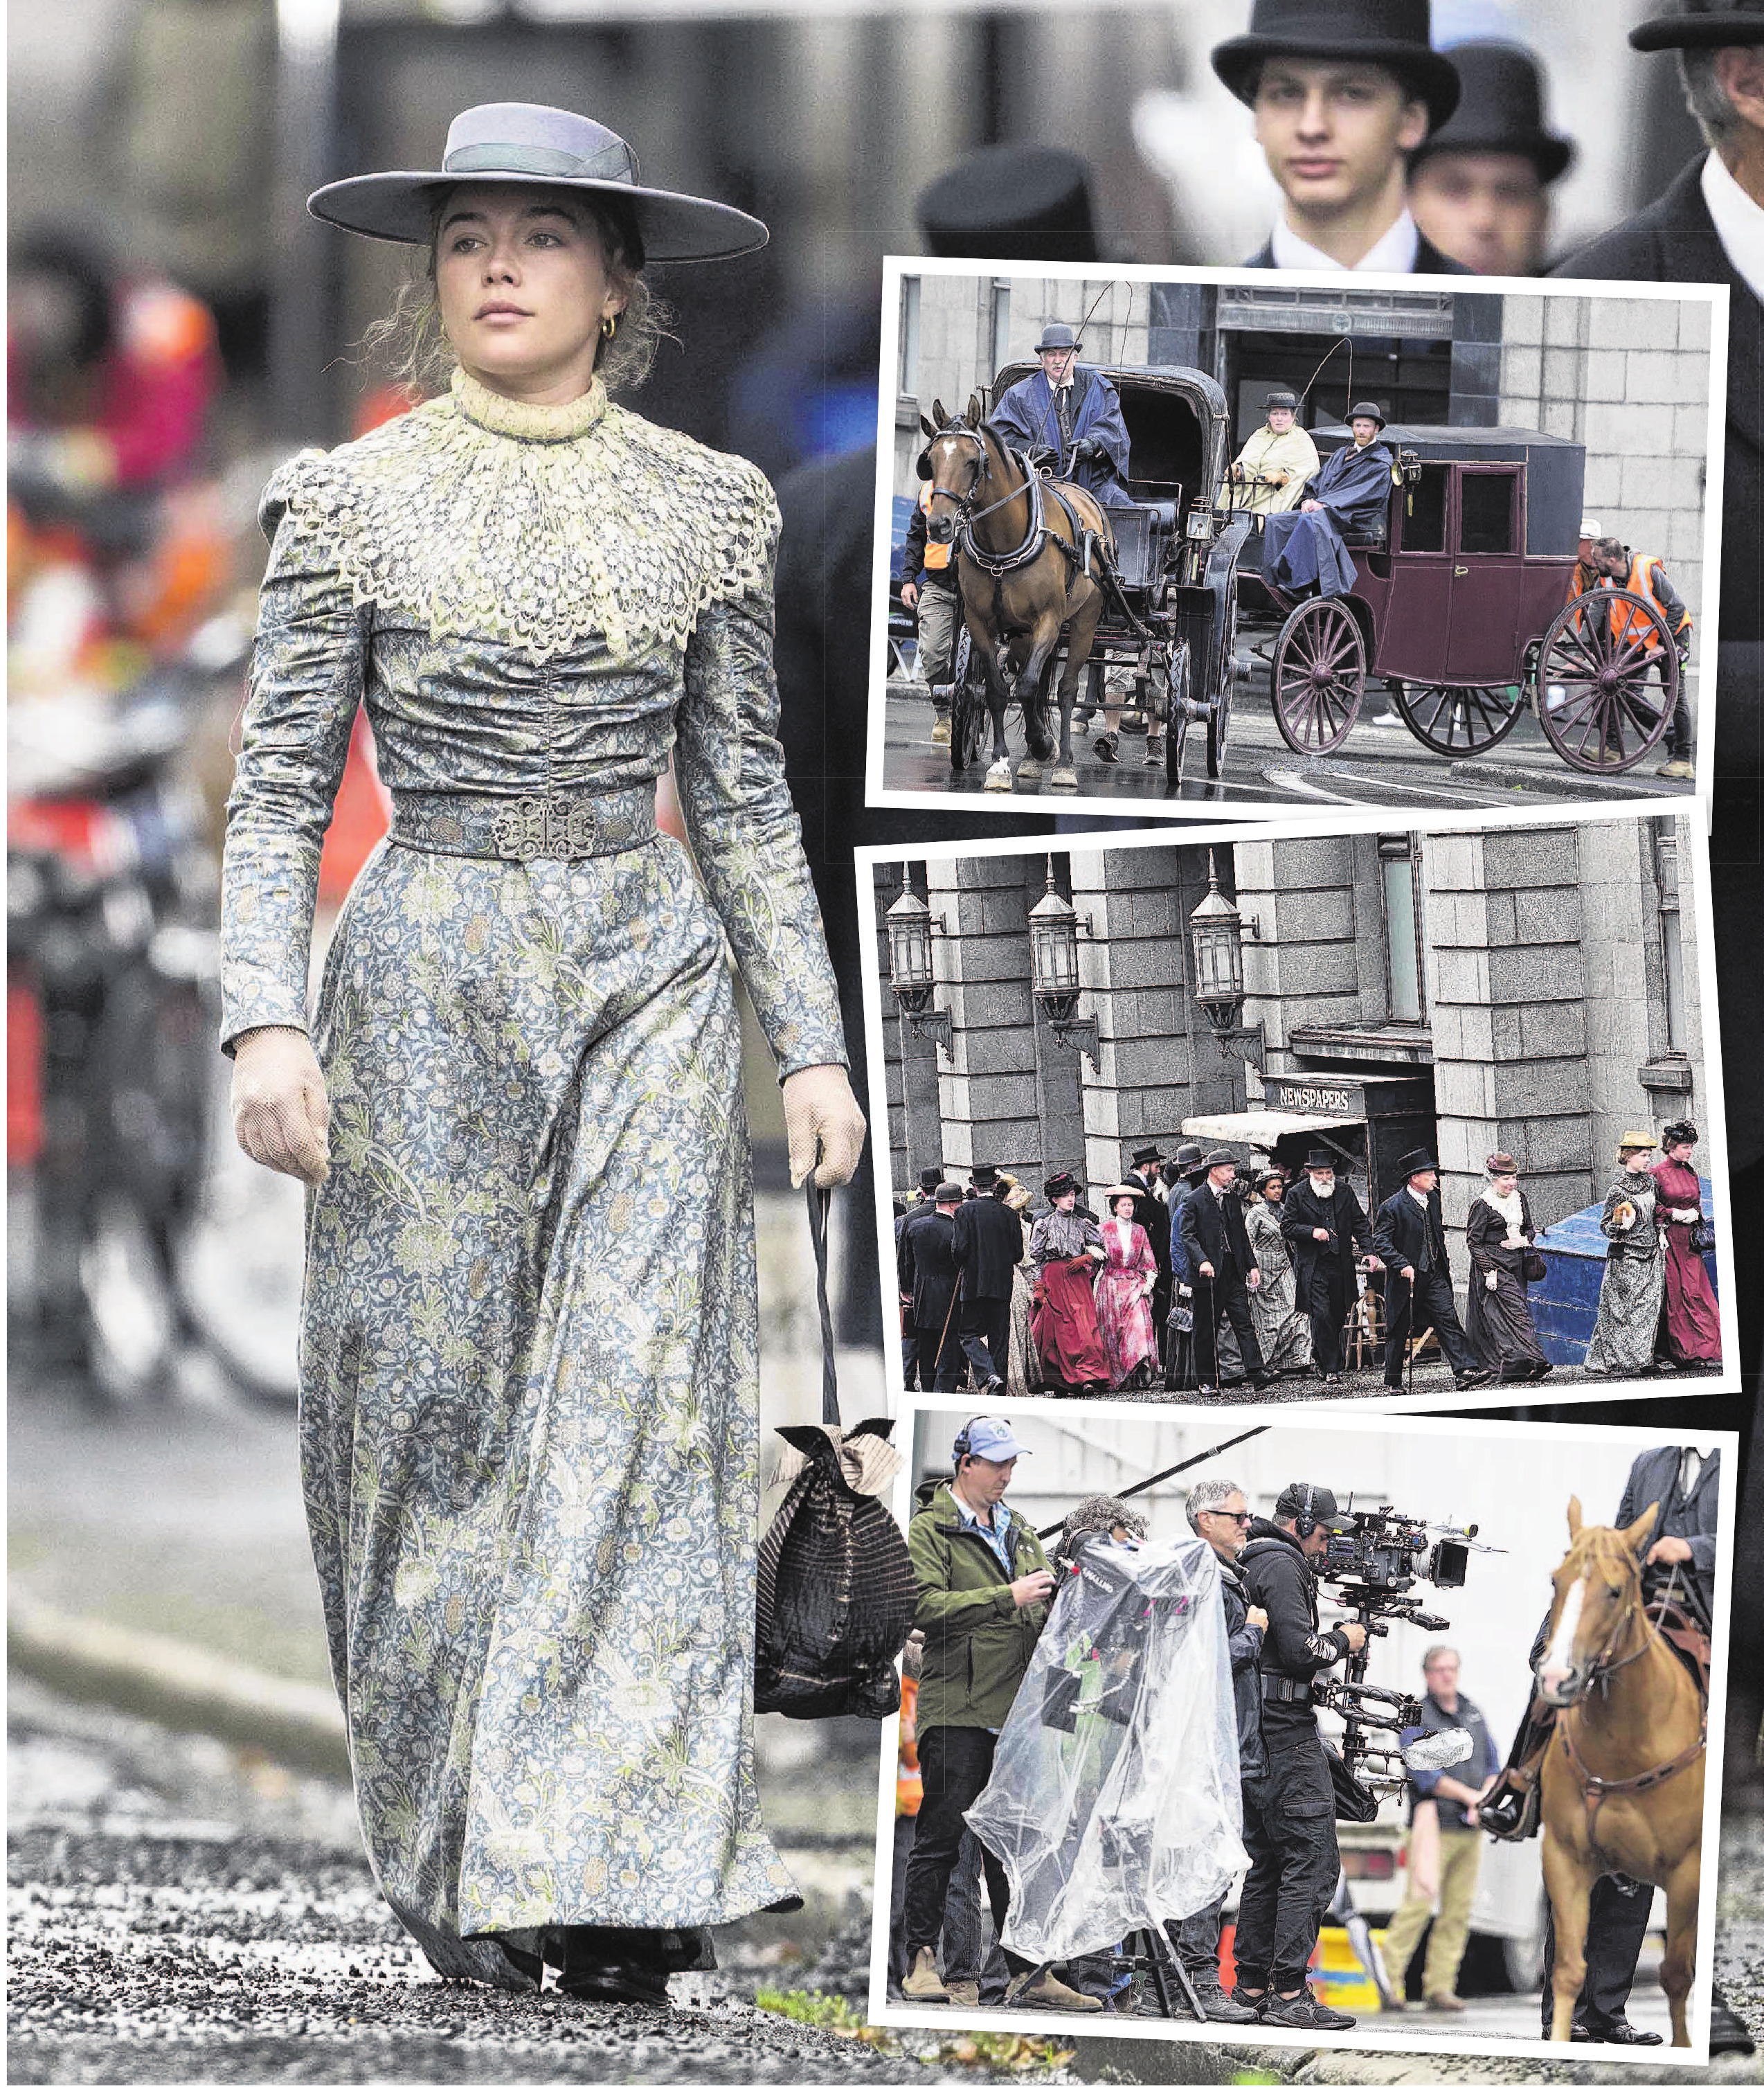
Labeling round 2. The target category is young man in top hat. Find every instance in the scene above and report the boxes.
[952,1167,1025,1389]
[1406,40,1575,276]
[1226,389,1321,516]
[990,323,1132,509]
[1178,1151,1277,1394]
[1211,0,1468,273]
[1370,1152,1492,1391]
[1280,1150,1378,1386]
[1262,404,1394,600]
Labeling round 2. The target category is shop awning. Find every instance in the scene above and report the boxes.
[1180,1110,1365,1153]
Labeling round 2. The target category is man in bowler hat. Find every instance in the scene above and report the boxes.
[1211,0,1468,272]
[991,323,1132,509]
[1263,404,1394,599]
[899,1183,969,1394]
[1281,1151,1377,1385]
[952,1167,1025,1389]
[1370,1152,1492,1390]
[1178,1152,1277,1394]
[1406,40,1574,276]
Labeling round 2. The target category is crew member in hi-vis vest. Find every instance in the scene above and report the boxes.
[903,479,962,744]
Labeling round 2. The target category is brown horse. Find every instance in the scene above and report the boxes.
[920,393,1114,793]
[1535,1498,1705,2046]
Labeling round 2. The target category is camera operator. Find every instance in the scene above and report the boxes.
[1171,1476,1267,2024]
[1232,1482,1368,2032]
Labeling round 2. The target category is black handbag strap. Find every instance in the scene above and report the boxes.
[807,1179,840,1428]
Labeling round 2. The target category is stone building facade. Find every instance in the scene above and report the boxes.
[875,814,1705,1250]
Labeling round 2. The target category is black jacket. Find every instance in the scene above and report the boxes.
[1281,1179,1373,1275]
[1221,1553,1267,1780]
[1178,1180,1255,1278]
[1617,1444,1719,1626]
[952,1193,1025,1301]
[1122,1173,1173,1277]
[899,1207,960,1334]
[1239,1519,1353,1742]
[1371,1185,1454,1281]
[901,494,959,594]
[1245,226,1470,275]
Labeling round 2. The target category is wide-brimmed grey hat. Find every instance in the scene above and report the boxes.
[306,102,768,262]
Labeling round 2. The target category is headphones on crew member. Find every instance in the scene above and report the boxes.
[1290,1482,1322,1540]
[952,1415,991,1466]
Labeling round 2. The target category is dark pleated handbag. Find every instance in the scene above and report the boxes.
[753,1186,918,1720]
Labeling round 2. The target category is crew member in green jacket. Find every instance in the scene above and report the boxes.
[898,1416,1101,2014]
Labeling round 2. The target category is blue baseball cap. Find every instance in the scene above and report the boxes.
[955,1416,1029,1465]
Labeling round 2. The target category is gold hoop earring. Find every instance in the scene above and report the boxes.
[602,314,618,341]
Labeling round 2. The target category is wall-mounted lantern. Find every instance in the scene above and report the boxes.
[1188,849,1264,1066]
[885,875,953,1058]
[1029,858,1099,1072]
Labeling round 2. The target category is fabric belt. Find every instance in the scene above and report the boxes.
[1260,1674,1313,1703]
[388,785,658,863]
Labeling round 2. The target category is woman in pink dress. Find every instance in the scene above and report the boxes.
[1095,1189,1159,1390]
[1650,1120,1721,1368]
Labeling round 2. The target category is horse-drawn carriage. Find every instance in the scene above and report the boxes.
[921,362,1684,789]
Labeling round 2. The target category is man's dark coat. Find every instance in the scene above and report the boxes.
[1280,1178,1374,1282]
[990,364,1132,507]
[1263,438,1394,598]
[1369,1183,1455,1279]
[1617,1444,1719,1624]
[951,1194,1025,1302]
[1246,227,1470,275]
[899,1207,961,1343]
[1179,1179,1257,1275]
[1123,1174,1173,1273]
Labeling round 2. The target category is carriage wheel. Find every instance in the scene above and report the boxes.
[1534,587,1677,774]
[1271,596,1365,757]
[1206,574,1239,780]
[947,630,986,773]
[1392,680,1523,758]
[1164,641,1192,787]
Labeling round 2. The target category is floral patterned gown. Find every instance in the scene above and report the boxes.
[1585,1169,1664,1376]
[1095,1217,1158,1388]
[219,368,847,1986]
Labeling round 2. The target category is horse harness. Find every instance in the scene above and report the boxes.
[928,419,1108,599]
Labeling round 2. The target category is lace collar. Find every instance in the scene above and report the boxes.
[449,366,606,442]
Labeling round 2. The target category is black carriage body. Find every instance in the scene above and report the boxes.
[1306,422,1585,689]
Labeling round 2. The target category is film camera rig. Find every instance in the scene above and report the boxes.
[1309,1504,1497,1797]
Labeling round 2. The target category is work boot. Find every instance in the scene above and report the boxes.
[1005,1967,1104,2012]
[1656,757,1694,780]
[902,1946,951,2002]
[930,715,951,746]
[943,1979,980,2009]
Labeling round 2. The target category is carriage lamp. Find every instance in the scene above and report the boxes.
[885,878,953,1059]
[1029,859,1100,1072]
[1188,850,1264,1066]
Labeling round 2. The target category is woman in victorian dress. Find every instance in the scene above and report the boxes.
[220,104,866,2007]
[1464,1153,1551,1383]
[1244,1172,1311,1375]
[1095,1188,1158,1390]
[1585,1133,1666,1377]
[1028,1174,1110,1393]
[1650,1121,1720,1368]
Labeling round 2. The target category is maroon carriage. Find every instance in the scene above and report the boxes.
[1241,424,1682,773]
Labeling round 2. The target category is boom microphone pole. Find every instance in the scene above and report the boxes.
[1037,1424,1270,1539]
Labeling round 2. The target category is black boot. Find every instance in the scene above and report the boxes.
[1480,1696,1557,1840]
[555,1926,678,2008]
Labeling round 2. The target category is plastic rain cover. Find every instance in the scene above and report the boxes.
[964,1534,1247,1964]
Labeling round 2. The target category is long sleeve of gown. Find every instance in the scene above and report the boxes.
[675,492,847,1081]
[219,455,369,1052]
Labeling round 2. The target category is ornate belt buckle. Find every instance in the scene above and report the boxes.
[490,795,552,861]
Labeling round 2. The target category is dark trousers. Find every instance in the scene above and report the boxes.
[889,1813,1009,2000]
[901,1319,919,1396]
[1539,1872,1653,2033]
[912,1305,966,1394]
[960,1295,1010,1386]
[902,1726,1032,1977]
[1383,1267,1477,1384]
[1194,1263,1266,1384]
[1235,1739,1341,1994]
[1295,1255,1349,1374]
[1174,1890,1229,1986]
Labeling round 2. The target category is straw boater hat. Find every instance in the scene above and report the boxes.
[1617,1130,1660,1152]
[305,102,768,260]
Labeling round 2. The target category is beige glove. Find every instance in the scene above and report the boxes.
[1485,1271,1500,1291]
[781,1062,866,1188]
[231,1025,330,1185]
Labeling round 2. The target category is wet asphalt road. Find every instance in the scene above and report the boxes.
[876,675,1698,816]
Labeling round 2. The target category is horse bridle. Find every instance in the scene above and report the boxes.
[924,418,1033,534]
[1538,1534,1659,1703]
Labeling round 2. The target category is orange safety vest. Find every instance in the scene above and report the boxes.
[1567,555,1686,651]
[897,1671,922,1817]
[917,483,952,571]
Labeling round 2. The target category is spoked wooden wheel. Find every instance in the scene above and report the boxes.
[947,629,985,772]
[1535,587,1677,773]
[1392,680,1523,758]
[1164,641,1192,787]
[1271,596,1365,756]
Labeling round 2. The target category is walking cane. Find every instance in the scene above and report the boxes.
[936,1271,966,1390]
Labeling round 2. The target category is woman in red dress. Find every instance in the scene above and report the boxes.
[1095,1188,1159,1390]
[1028,1172,1110,1393]
[1650,1120,1721,1368]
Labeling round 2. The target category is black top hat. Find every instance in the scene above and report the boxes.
[1043,1170,1081,1200]
[1266,389,1299,411]
[971,1164,1002,1188]
[917,1167,943,1192]
[1303,1149,1342,1171]
[1131,1145,1165,1166]
[1632,1,1764,51]
[916,145,1100,262]
[1211,0,1461,135]
[1347,400,1388,429]
[1410,41,1575,183]
[1396,1149,1441,1179]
